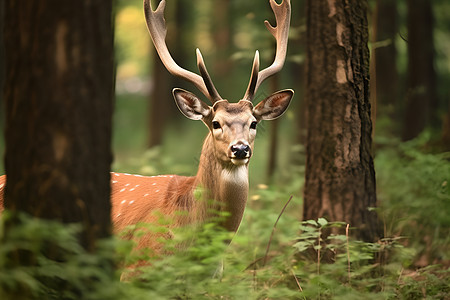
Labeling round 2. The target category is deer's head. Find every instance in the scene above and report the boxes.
[173,88,292,166]
[144,0,293,167]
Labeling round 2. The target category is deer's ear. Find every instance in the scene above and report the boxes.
[253,89,293,121]
[173,88,211,120]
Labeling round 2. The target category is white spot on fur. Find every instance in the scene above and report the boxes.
[129,188,135,191]
[155,190,159,193]
[114,173,120,177]
[112,180,118,184]
[121,200,126,204]
[129,200,134,205]
[144,194,149,197]
[152,183,157,186]
[125,183,130,187]
[0,184,4,189]
[116,213,121,218]
[120,188,126,193]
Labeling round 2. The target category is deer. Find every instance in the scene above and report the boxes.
[0,0,292,264]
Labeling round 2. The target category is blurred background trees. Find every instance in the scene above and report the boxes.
[0,2,448,187]
[0,0,448,276]
[403,0,438,141]
[371,0,398,132]
[110,0,449,174]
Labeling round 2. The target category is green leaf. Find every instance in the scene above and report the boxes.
[305,219,318,226]
[317,217,328,226]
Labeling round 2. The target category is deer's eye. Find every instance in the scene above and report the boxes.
[212,121,221,129]
[250,121,257,130]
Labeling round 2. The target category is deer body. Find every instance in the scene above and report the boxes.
[111,132,250,236]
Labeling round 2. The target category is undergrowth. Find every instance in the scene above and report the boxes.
[1,207,448,299]
[376,133,450,266]
[0,136,448,299]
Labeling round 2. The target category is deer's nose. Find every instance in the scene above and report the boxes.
[231,143,251,159]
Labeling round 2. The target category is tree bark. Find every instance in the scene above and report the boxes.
[267,74,280,182]
[148,0,188,148]
[372,0,398,109]
[442,105,450,151]
[0,0,4,109]
[303,0,381,242]
[371,0,398,135]
[149,51,172,148]
[212,0,232,79]
[402,0,437,141]
[3,0,114,250]
[292,0,307,147]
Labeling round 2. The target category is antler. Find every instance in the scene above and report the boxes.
[143,0,222,103]
[243,0,291,101]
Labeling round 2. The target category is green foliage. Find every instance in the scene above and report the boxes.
[376,133,450,264]
[291,219,406,299]
[1,202,449,299]
[123,219,237,299]
[0,211,124,300]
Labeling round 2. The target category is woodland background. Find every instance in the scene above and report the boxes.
[0,0,449,299]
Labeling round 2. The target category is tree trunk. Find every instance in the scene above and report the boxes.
[303,0,381,242]
[267,74,280,182]
[148,0,188,148]
[292,0,307,147]
[442,105,450,151]
[0,0,4,109]
[402,0,437,141]
[212,0,232,79]
[3,0,114,250]
[371,0,398,134]
[149,51,172,148]
[372,0,398,109]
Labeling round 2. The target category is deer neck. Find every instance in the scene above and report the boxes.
[195,133,249,232]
